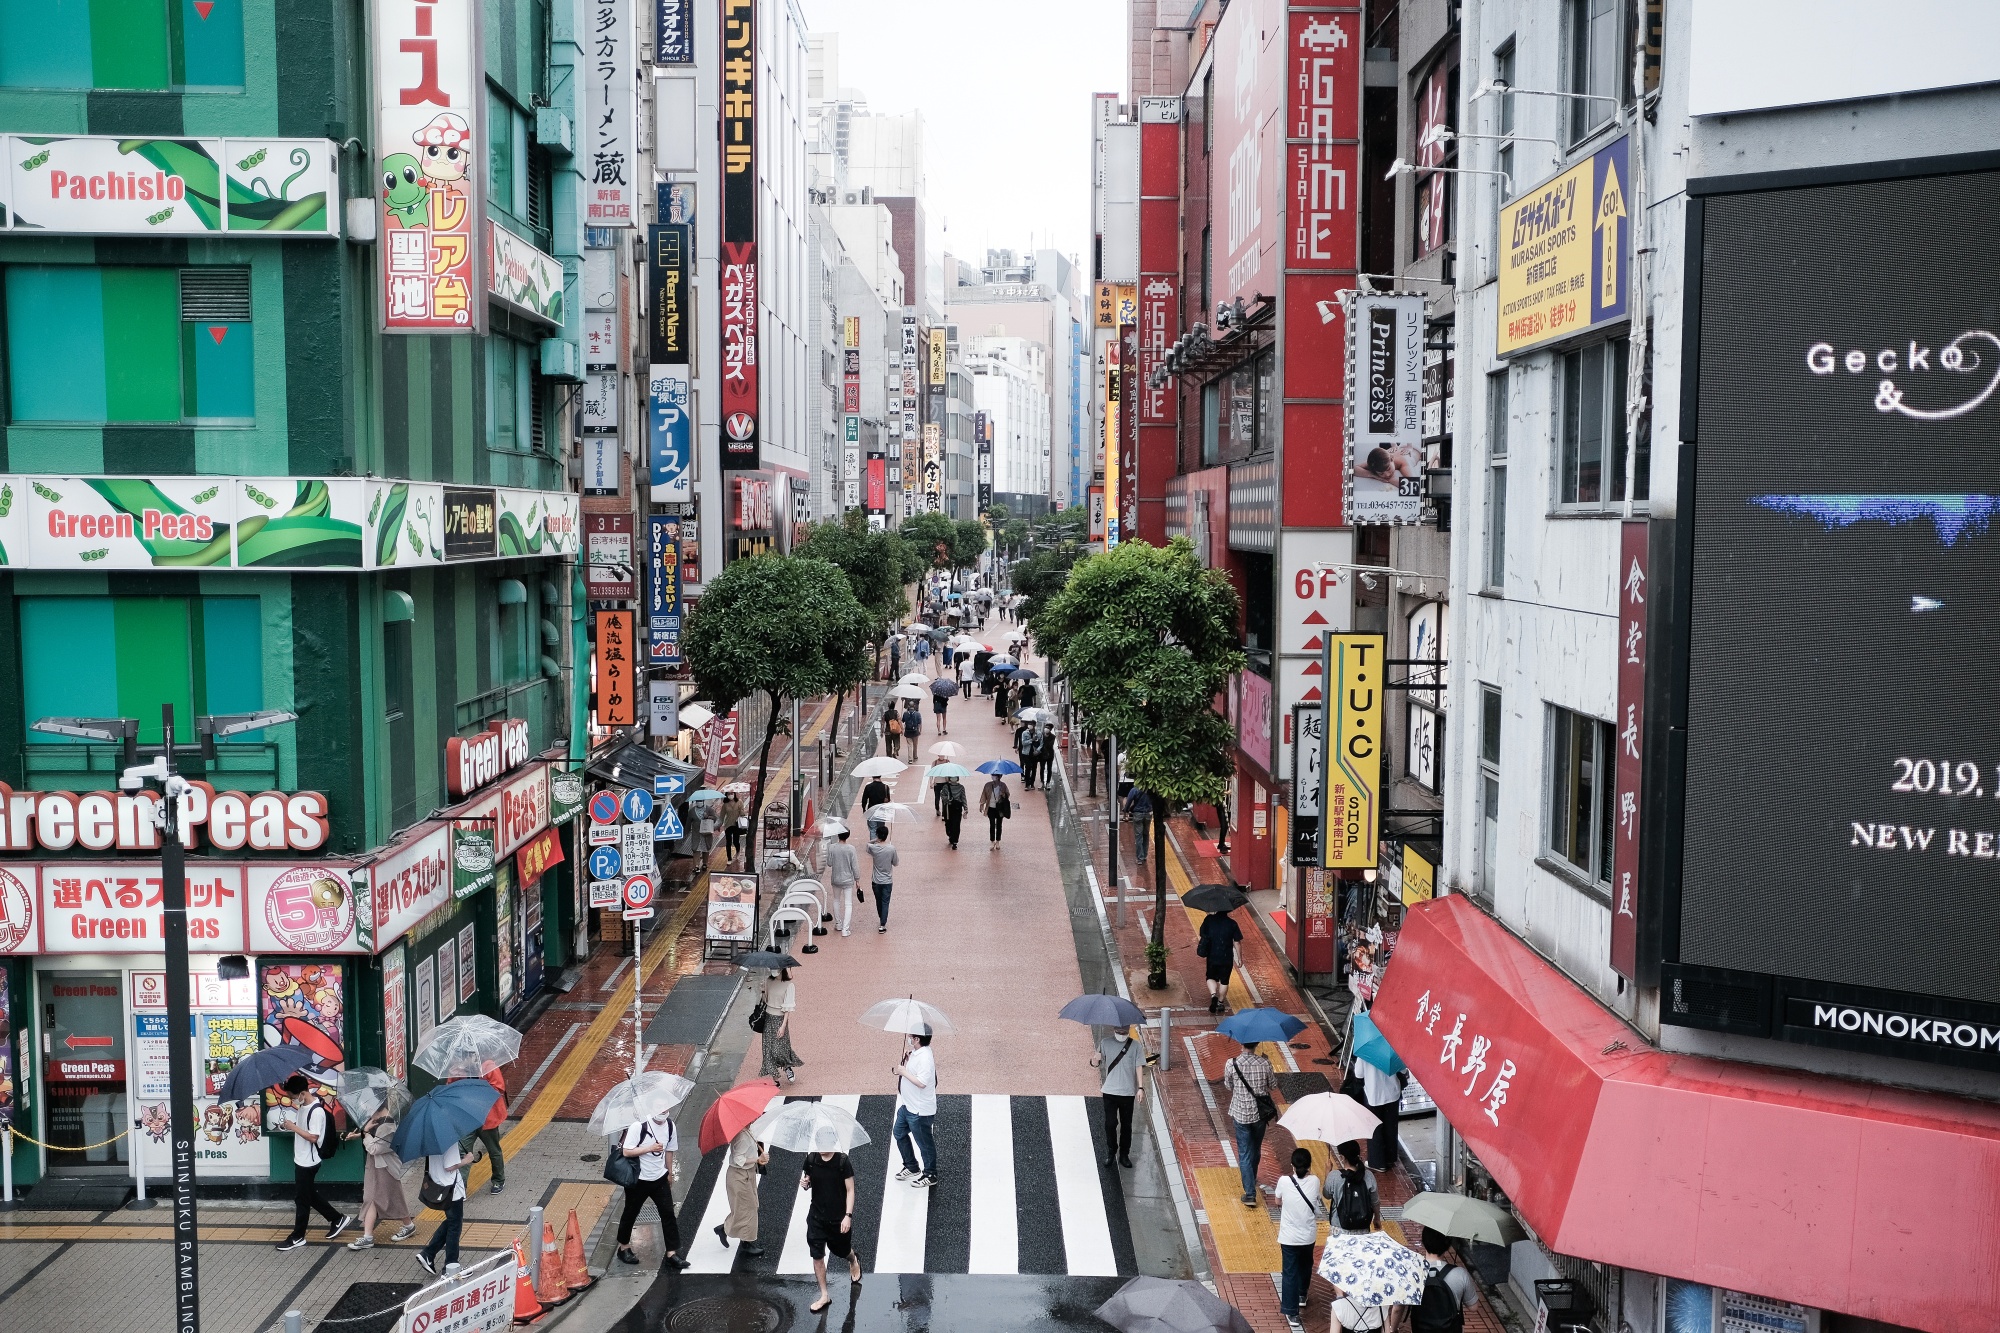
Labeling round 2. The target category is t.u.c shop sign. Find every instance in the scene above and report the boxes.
[0,781,330,854]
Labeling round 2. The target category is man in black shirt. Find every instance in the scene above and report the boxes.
[801,1141,859,1312]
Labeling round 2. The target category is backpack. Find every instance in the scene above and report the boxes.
[888,717,903,736]
[1334,1169,1374,1231]
[1411,1264,1464,1333]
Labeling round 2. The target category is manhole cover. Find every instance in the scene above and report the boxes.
[667,1295,792,1333]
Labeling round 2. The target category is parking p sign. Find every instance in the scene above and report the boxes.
[587,844,623,880]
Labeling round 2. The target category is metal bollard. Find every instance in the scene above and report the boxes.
[526,1204,544,1285]
[285,1311,303,1333]
[1158,1008,1172,1073]
[3,1126,13,1206]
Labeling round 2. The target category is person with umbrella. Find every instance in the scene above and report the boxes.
[930,675,955,735]
[991,671,1012,718]
[1222,1038,1275,1207]
[860,771,893,825]
[613,1104,688,1269]
[721,790,747,863]
[891,1028,940,1189]
[274,1075,352,1251]
[758,966,803,1085]
[800,1127,861,1312]
[454,1060,508,1194]
[1034,724,1057,788]
[1015,721,1041,790]
[979,767,1014,846]
[347,1094,416,1250]
[912,632,931,673]
[936,770,969,850]
[1197,902,1245,1014]
[1093,1023,1145,1169]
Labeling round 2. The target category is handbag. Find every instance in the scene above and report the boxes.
[748,1001,768,1033]
[602,1130,640,1188]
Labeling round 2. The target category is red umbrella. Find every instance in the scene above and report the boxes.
[698,1077,782,1155]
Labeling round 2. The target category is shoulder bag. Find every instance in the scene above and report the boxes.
[748,1000,769,1033]
[603,1125,644,1188]
[1229,1058,1278,1124]
[418,1156,459,1209]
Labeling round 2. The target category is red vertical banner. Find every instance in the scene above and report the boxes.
[1137,97,1181,546]
[595,610,636,727]
[1610,519,1648,978]
[866,458,887,512]
[1118,324,1138,544]
[719,0,759,468]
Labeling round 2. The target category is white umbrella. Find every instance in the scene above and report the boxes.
[858,996,954,1036]
[413,1015,522,1078]
[860,802,915,825]
[814,818,848,838]
[926,741,965,759]
[1016,707,1054,724]
[890,684,928,701]
[753,1099,871,1153]
[851,756,906,779]
[1006,629,1027,642]
[1316,1231,1429,1306]
[1276,1091,1379,1146]
[899,673,929,687]
[678,702,716,730]
[586,1071,696,1134]
[951,637,988,651]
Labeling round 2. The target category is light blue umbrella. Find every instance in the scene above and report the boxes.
[392,1079,500,1160]
[1350,1010,1406,1074]
[927,763,972,779]
[976,760,1023,775]
[1216,1008,1308,1046]
[688,788,725,802]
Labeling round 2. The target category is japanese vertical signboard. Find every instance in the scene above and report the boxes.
[1138,97,1181,546]
[843,316,862,509]
[1344,291,1425,524]
[648,515,684,668]
[1322,634,1383,869]
[922,422,942,513]
[649,223,693,499]
[1610,520,1646,977]
[586,0,635,225]
[595,610,636,726]
[656,0,693,63]
[1291,702,1324,865]
[1496,133,1628,357]
[975,412,992,513]
[1103,345,1121,545]
[899,313,919,515]
[719,0,759,468]
[584,513,635,599]
[372,0,483,332]
[928,328,946,386]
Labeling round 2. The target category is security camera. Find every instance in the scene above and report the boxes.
[118,755,169,791]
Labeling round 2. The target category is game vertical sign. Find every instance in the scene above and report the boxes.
[719,0,759,469]
[649,223,693,499]
[843,316,862,509]
[586,0,635,225]
[1610,519,1646,977]
[372,0,484,332]
[1137,97,1180,546]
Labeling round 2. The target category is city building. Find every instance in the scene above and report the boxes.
[965,335,1052,516]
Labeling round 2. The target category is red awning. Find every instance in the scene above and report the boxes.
[1374,895,2000,1333]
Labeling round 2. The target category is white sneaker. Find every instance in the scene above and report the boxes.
[895,1167,918,1181]
[841,928,850,937]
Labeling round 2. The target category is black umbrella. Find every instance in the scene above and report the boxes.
[215,1043,316,1105]
[1181,883,1249,915]
[739,950,800,970]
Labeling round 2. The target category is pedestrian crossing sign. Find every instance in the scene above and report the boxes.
[654,802,685,841]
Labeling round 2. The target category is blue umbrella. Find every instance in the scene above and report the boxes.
[1217,1008,1308,1046]
[1350,1010,1406,1075]
[216,1043,316,1105]
[976,760,1023,775]
[392,1078,501,1160]
[929,677,960,696]
[1058,994,1147,1028]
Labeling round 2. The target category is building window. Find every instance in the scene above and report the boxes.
[1253,348,1276,453]
[1547,704,1615,886]
[1485,371,1508,588]
[5,265,253,424]
[487,87,530,222]
[1557,338,1630,508]
[1202,380,1220,467]
[0,0,244,90]
[1564,0,1621,144]
[487,337,533,452]
[1480,686,1502,898]
[1492,41,1516,200]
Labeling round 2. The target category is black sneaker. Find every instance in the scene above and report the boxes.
[327,1215,352,1239]
[275,1235,306,1252]
[916,1173,940,1189]
[416,1252,437,1275]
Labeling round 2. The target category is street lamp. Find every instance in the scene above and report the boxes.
[1384,157,1514,194]
[59,703,299,1333]
[1419,122,1562,169]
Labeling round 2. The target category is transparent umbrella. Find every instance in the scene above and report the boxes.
[335,1067,410,1122]
[587,1071,696,1134]
[752,1099,871,1153]
[857,996,954,1036]
[413,1014,522,1079]
[851,756,906,779]
[926,741,966,760]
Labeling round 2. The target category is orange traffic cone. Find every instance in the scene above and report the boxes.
[510,1238,545,1325]
[560,1209,593,1291]
[534,1221,571,1306]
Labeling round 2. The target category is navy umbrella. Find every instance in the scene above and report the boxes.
[1006,668,1041,681]
[929,677,960,697]
[392,1078,501,1160]
[1058,994,1147,1028]
[216,1043,315,1105]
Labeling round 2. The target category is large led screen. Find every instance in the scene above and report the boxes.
[1682,167,2000,1010]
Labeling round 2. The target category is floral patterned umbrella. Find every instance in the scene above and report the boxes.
[1315,1230,1429,1306]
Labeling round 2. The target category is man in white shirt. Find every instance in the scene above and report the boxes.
[275,1074,350,1251]
[416,1141,467,1273]
[890,1029,938,1187]
[1276,1147,1323,1333]
[825,829,861,936]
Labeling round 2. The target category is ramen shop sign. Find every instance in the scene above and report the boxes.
[447,718,532,797]
[0,781,329,853]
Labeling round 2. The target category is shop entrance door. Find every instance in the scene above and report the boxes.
[38,972,129,1171]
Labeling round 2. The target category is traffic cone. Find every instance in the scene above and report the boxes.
[560,1209,593,1291]
[510,1239,544,1325]
[534,1221,571,1306]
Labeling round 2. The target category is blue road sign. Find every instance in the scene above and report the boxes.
[620,788,655,823]
[653,802,685,841]
[654,773,688,796]
[587,844,623,880]
[588,790,621,825]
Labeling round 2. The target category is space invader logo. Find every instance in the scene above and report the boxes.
[1300,15,1348,50]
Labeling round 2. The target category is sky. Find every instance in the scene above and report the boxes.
[795,0,1126,276]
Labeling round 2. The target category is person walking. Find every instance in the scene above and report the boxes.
[721,792,747,864]
[1197,905,1244,1013]
[912,634,932,674]
[899,701,923,745]
[274,1077,350,1251]
[932,686,950,736]
[826,828,861,936]
[888,635,902,681]
[1123,787,1154,867]
[937,775,968,850]
[1277,1147,1324,1333]
[1035,729,1057,789]
[1415,1227,1482,1330]
[991,675,1011,719]
[1324,1139,1381,1233]
[713,1125,769,1258]
[758,967,803,1084]
[1016,678,1038,711]
[347,1104,417,1249]
[614,1107,687,1269]
[866,824,899,931]
[882,704,903,759]
[891,1030,939,1188]
[1223,1039,1275,1207]
[697,797,722,862]
[801,1134,861,1313]
[414,1138,466,1274]
[1015,724,1040,791]
[1093,1024,1143,1168]
[979,774,1012,847]
[455,1061,507,1194]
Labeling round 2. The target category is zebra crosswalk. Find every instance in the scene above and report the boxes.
[673,1094,1139,1278]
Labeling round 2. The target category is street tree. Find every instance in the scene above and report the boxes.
[792,508,909,629]
[1033,537,1243,988]
[952,519,989,571]
[898,512,960,572]
[682,553,874,872]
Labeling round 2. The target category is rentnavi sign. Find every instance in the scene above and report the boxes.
[0,782,330,853]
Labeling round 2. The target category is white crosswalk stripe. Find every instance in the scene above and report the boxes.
[968,1093,1018,1274]
[1046,1094,1119,1276]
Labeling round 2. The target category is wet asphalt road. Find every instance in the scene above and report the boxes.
[606,1272,1127,1331]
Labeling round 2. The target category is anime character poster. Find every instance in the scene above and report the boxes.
[258,961,346,1127]
[0,972,13,1129]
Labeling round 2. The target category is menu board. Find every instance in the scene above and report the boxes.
[705,873,756,949]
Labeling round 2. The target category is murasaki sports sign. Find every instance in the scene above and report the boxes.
[0,782,330,854]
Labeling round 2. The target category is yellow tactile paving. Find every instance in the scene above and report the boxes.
[1197,1165,1281,1273]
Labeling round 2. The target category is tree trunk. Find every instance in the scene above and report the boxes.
[744,689,784,875]
[1149,803,1169,989]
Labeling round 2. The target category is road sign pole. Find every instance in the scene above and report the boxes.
[631,918,643,1081]
[158,705,202,1333]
